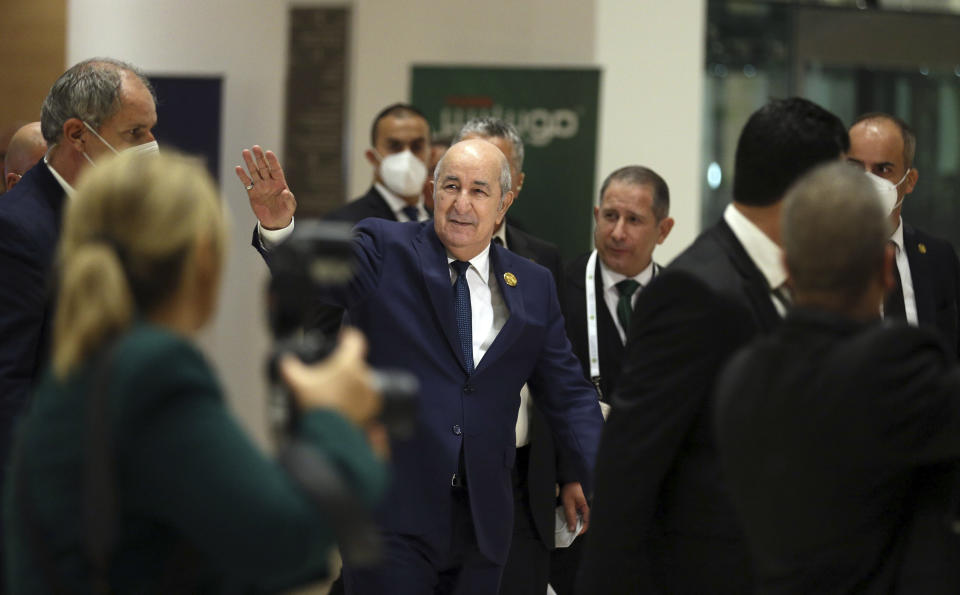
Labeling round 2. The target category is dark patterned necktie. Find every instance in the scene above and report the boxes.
[452,261,474,375]
[402,205,420,222]
[615,279,640,333]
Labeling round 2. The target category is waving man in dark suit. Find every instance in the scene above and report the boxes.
[238,138,603,595]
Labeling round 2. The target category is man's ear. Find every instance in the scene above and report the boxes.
[657,217,675,244]
[903,167,919,195]
[781,253,794,290]
[62,118,86,152]
[5,173,19,190]
[496,190,515,222]
[364,149,380,168]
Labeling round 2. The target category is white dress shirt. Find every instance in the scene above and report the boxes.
[447,243,509,368]
[598,257,656,344]
[723,203,788,317]
[376,183,429,222]
[886,218,919,325]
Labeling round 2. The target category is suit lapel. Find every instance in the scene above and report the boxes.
[714,220,781,331]
[414,225,466,373]
[904,223,935,325]
[368,187,399,221]
[474,243,526,375]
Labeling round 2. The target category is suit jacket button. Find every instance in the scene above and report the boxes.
[463,384,474,394]
[453,424,462,436]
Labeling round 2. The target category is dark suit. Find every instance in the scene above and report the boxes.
[310,219,603,593]
[325,185,397,223]
[0,159,65,587]
[497,225,563,595]
[0,160,64,458]
[546,253,656,594]
[576,219,772,594]
[902,223,960,357]
[313,186,399,337]
[715,308,960,594]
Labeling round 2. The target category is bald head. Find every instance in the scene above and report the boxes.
[0,122,27,194]
[782,161,892,316]
[4,123,46,190]
[434,139,512,201]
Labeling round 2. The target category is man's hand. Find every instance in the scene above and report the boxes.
[235,145,296,230]
[560,481,590,535]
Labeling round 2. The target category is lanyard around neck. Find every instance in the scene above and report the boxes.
[585,250,657,391]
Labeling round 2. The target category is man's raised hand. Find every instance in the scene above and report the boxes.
[235,145,296,230]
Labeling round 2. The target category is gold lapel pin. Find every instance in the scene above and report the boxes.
[918,243,927,254]
[504,272,518,287]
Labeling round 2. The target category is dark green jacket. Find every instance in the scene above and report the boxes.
[5,323,387,593]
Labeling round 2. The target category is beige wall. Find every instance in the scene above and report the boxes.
[0,0,65,125]
[595,1,705,264]
[67,0,706,439]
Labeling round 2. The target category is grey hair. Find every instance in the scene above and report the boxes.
[782,161,892,305]
[599,165,671,221]
[453,117,524,174]
[41,58,155,144]
[433,141,513,208]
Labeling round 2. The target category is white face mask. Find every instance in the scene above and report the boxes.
[82,121,159,165]
[374,149,427,197]
[866,169,910,215]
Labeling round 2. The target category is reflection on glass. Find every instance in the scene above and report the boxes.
[704,0,960,251]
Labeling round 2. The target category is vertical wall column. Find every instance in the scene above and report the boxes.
[594,1,706,263]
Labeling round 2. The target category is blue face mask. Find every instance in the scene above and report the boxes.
[81,121,159,165]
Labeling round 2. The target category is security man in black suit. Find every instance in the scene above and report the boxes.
[576,98,850,594]
[716,161,960,594]
[549,165,673,594]
[452,117,569,595]
[847,112,960,357]
[325,103,432,224]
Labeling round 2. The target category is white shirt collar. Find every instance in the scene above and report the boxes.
[598,256,655,293]
[43,148,75,197]
[375,182,425,219]
[723,203,786,290]
[890,216,904,253]
[447,243,492,284]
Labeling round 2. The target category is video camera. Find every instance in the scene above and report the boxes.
[264,220,419,566]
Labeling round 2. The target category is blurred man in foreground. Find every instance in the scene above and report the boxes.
[716,161,960,594]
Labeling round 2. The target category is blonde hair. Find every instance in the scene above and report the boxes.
[53,151,226,378]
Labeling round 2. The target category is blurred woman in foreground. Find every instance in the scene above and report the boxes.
[5,151,387,593]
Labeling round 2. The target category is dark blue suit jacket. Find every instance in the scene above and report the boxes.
[321,218,603,564]
[0,160,65,462]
